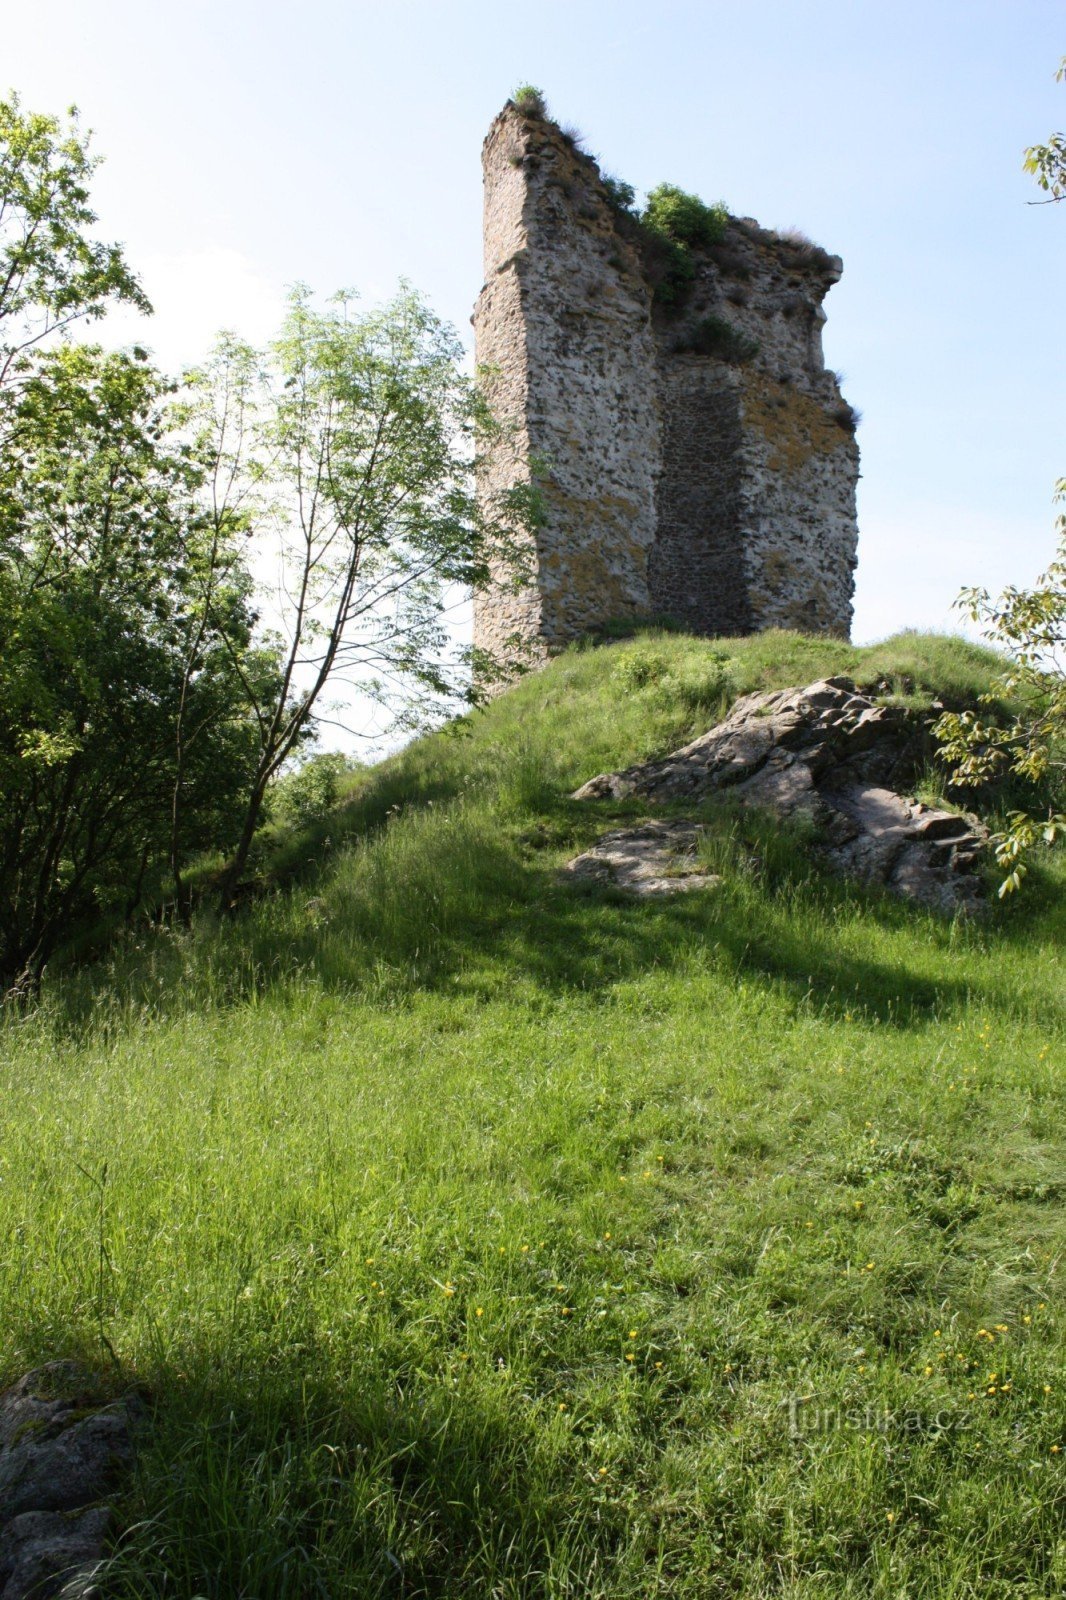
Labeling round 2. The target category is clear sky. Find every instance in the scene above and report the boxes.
[6,0,1065,673]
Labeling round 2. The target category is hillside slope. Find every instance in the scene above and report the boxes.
[3,631,1064,1599]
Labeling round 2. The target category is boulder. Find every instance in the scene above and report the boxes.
[0,1364,141,1600]
[570,678,986,913]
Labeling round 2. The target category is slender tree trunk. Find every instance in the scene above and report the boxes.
[170,797,192,927]
[125,839,153,927]
[218,773,271,913]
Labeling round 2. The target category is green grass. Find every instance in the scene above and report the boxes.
[2,630,1064,1598]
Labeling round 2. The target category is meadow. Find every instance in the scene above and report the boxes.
[2,630,1063,1598]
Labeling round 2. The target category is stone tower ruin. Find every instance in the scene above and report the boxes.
[473,100,860,670]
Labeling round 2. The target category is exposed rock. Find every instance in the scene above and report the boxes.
[564,819,722,897]
[0,1364,141,1600]
[0,1512,110,1600]
[570,678,986,913]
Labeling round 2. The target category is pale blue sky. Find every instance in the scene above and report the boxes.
[7,0,1065,658]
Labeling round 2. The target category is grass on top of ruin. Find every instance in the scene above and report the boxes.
[2,628,1063,1598]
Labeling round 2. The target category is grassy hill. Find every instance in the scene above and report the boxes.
[3,630,1063,1598]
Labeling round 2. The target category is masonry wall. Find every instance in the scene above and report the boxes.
[473,108,659,666]
[473,102,860,669]
[650,218,859,636]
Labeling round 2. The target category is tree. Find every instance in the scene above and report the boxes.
[188,286,535,909]
[0,96,266,990]
[1023,57,1066,203]
[0,344,266,989]
[934,512,1065,892]
[0,92,535,986]
[0,93,149,389]
[935,58,1066,893]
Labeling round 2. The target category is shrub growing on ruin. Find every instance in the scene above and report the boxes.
[511,85,546,117]
[638,184,729,307]
[680,314,760,364]
[642,183,729,249]
[601,174,636,212]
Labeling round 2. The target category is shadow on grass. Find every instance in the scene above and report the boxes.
[103,1357,620,1599]
[46,785,1064,1039]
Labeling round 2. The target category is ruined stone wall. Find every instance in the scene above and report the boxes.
[650,219,859,636]
[473,102,860,669]
[473,108,659,664]
[649,364,749,635]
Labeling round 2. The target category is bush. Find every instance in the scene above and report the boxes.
[511,84,546,117]
[638,184,729,308]
[268,752,361,830]
[601,174,636,213]
[679,314,760,364]
[642,183,729,249]
[640,229,695,307]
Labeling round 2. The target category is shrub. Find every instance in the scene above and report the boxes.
[679,314,760,364]
[613,644,735,714]
[638,227,695,307]
[613,648,670,691]
[638,184,729,308]
[511,84,547,117]
[601,174,636,213]
[642,184,729,249]
[268,752,361,830]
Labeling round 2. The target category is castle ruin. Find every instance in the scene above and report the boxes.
[473,100,860,669]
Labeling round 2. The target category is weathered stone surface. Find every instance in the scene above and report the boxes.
[570,678,986,913]
[473,106,659,668]
[0,1511,109,1600]
[651,224,859,639]
[0,1364,140,1600]
[564,819,722,897]
[473,102,860,677]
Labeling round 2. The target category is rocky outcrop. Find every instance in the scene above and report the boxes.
[564,819,722,896]
[0,1364,141,1600]
[571,678,986,913]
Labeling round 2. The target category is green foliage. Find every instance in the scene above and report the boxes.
[193,284,537,907]
[1022,57,1066,202]
[637,184,729,308]
[0,92,149,384]
[0,96,273,987]
[0,338,267,990]
[679,313,760,363]
[642,183,729,249]
[0,93,537,972]
[511,84,547,117]
[935,494,1066,893]
[636,227,694,307]
[601,174,636,213]
[613,641,735,714]
[268,751,363,829]
[2,629,1063,1598]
